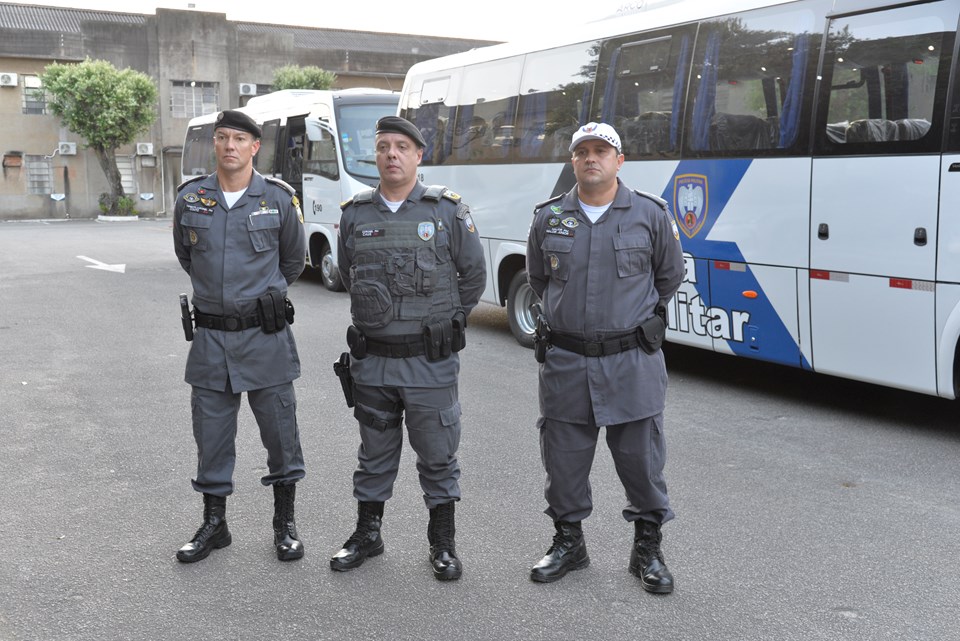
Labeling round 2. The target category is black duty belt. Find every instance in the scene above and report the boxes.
[549,329,641,357]
[364,334,427,358]
[195,311,261,332]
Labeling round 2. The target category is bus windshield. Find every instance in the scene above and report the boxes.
[336,102,393,180]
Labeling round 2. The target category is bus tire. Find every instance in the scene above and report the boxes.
[320,243,343,292]
[507,269,538,349]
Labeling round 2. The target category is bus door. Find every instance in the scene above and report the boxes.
[809,1,956,394]
[280,114,308,199]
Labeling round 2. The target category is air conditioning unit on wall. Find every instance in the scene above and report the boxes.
[58,142,77,155]
[136,142,154,156]
[0,72,17,87]
[238,83,257,96]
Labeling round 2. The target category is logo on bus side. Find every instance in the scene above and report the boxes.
[673,174,708,238]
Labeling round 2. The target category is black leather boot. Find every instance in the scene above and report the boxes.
[176,493,231,563]
[427,502,462,581]
[529,520,590,583]
[273,483,304,561]
[630,520,674,594]
[330,501,385,571]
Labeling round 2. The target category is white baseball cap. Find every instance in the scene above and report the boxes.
[569,122,622,154]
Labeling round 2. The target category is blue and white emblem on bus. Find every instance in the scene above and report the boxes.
[418,222,435,241]
[673,174,708,239]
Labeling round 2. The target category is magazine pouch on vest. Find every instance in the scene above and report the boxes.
[257,291,287,334]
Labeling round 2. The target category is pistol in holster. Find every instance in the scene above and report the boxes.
[179,293,194,342]
[532,302,550,363]
[333,351,356,408]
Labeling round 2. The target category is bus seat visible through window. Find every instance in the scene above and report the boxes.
[710,113,777,151]
[620,112,672,157]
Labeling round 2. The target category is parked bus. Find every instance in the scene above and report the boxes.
[181,88,399,290]
[398,0,960,398]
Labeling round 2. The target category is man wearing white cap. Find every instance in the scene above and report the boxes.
[526,122,684,593]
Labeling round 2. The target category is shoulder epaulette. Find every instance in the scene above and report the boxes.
[423,184,446,201]
[176,175,205,193]
[342,188,375,209]
[534,194,564,212]
[634,189,669,210]
[265,176,297,197]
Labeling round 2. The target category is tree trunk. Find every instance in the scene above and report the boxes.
[92,145,125,215]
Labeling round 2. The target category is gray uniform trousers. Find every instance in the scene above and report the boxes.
[539,411,673,525]
[352,382,462,508]
[190,378,305,496]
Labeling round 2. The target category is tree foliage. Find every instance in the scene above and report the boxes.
[42,58,157,215]
[273,65,337,90]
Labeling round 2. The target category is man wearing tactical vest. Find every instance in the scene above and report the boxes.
[331,116,486,581]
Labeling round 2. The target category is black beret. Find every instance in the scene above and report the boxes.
[214,110,262,139]
[376,116,425,148]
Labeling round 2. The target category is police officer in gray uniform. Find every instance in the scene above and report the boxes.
[330,116,486,581]
[526,122,684,593]
[172,110,307,564]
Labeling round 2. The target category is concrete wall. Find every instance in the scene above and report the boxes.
[0,7,487,220]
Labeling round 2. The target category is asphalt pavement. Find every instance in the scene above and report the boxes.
[1,218,959,641]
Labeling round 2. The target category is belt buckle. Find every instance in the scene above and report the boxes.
[224,317,240,331]
[584,342,602,357]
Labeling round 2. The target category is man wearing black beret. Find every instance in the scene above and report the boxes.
[172,109,308,564]
[331,116,486,581]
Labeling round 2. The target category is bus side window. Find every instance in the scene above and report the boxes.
[402,77,456,166]
[816,1,954,155]
[686,4,824,156]
[305,129,339,181]
[451,57,523,164]
[517,42,598,163]
[597,30,693,159]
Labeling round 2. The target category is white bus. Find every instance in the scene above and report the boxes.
[398,0,960,398]
[181,88,399,290]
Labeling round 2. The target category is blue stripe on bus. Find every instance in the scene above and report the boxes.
[662,159,811,370]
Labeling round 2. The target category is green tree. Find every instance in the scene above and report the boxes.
[42,58,157,215]
[273,65,337,90]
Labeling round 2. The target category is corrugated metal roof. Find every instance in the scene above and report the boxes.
[0,3,497,55]
[0,3,146,32]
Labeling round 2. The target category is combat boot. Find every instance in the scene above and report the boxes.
[330,501,385,571]
[176,493,231,563]
[273,483,304,561]
[427,501,462,581]
[630,520,674,594]
[529,520,590,583]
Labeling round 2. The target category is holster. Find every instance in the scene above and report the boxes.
[333,352,355,408]
[346,324,367,359]
[532,303,549,363]
[284,297,295,325]
[257,291,287,334]
[451,310,467,352]
[637,304,667,354]
[179,293,194,342]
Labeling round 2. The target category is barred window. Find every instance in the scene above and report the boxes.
[24,155,53,194]
[171,80,219,119]
[22,75,47,115]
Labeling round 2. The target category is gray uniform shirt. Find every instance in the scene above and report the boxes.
[338,182,486,388]
[173,170,306,392]
[527,179,685,425]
